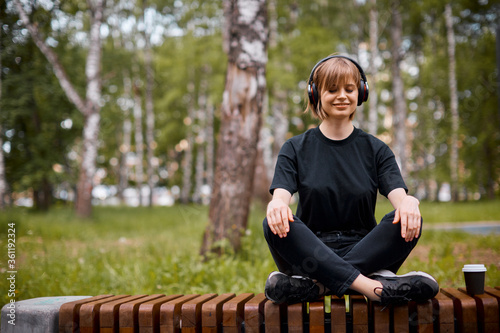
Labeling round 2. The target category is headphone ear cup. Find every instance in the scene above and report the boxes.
[357,80,369,106]
[312,82,319,108]
[308,82,319,108]
[307,82,314,106]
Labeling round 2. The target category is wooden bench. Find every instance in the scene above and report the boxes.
[57,287,500,332]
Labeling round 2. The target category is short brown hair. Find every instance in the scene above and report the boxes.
[306,56,361,120]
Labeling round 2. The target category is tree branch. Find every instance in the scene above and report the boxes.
[13,0,87,115]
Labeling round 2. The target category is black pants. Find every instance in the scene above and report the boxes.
[263,210,421,297]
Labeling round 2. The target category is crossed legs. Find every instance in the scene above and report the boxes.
[262,210,421,298]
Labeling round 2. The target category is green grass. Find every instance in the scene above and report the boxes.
[375,198,500,223]
[0,199,499,305]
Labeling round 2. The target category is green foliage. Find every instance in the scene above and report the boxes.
[1,4,83,208]
[1,202,499,304]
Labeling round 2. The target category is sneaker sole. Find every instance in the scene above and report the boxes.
[370,270,437,283]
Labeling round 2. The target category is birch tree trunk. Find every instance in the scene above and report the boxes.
[445,3,460,202]
[368,0,379,136]
[180,81,195,204]
[205,102,215,190]
[14,0,105,218]
[0,24,6,209]
[201,0,268,256]
[133,82,145,206]
[0,122,5,209]
[118,75,132,203]
[193,76,208,204]
[390,0,407,179]
[143,0,156,207]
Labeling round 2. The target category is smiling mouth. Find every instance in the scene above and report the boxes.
[334,103,350,106]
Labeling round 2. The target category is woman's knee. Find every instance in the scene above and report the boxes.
[263,217,273,240]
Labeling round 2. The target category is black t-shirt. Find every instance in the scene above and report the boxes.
[270,126,407,233]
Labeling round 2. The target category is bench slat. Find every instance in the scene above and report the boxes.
[416,299,434,332]
[309,300,325,333]
[442,287,478,332]
[432,291,455,333]
[351,295,368,333]
[244,293,267,333]
[264,301,285,332]
[222,293,254,333]
[201,293,235,332]
[181,293,218,333]
[287,302,304,333]
[371,301,390,333]
[330,296,346,333]
[159,294,200,333]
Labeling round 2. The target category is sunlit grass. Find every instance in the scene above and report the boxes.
[0,199,499,305]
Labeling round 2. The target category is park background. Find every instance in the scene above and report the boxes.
[0,0,499,305]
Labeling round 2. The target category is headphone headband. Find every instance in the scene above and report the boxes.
[307,55,369,108]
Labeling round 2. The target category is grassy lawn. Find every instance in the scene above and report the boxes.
[0,199,499,305]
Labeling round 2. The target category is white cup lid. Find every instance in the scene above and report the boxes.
[462,264,487,272]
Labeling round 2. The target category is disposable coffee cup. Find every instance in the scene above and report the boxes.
[462,264,487,295]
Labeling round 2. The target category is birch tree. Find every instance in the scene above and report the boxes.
[143,0,156,207]
[0,123,5,209]
[180,80,195,204]
[201,0,268,255]
[133,81,145,206]
[14,0,106,217]
[367,0,379,136]
[0,24,5,209]
[390,0,407,179]
[445,3,460,201]
[118,74,133,203]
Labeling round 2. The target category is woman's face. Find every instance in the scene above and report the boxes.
[320,76,358,120]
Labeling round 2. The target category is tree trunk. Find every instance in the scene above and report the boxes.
[445,3,460,202]
[0,124,6,210]
[75,112,101,216]
[133,82,145,206]
[497,18,500,133]
[143,0,156,207]
[180,80,195,204]
[118,75,132,203]
[14,0,105,218]
[0,24,5,210]
[201,0,268,256]
[367,0,379,136]
[390,0,407,179]
[205,102,215,190]
[193,76,208,204]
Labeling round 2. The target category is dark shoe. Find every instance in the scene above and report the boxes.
[370,270,439,306]
[265,271,322,304]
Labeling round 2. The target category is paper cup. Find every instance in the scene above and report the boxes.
[462,264,487,295]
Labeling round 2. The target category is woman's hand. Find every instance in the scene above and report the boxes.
[388,189,422,242]
[267,189,294,238]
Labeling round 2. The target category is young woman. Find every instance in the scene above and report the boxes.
[263,55,439,306]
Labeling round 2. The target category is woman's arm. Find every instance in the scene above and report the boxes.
[387,188,421,242]
[267,188,294,238]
